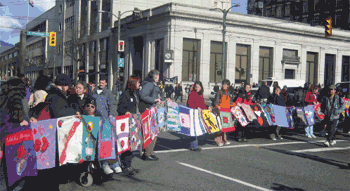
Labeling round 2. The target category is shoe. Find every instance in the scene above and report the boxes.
[189,147,202,151]
[324,141,330,147]
[307,135,312,138]
[330,140,336,146]
[112,165,122,174]
[102,162,114,175]
[142,154,159,161]
[224,141,231,145]
[242,138,248,142]
[326,133,329,135]
[123,167,140,176]
[278,137,283,140]
[218,143,224,147]
[311,135,317,138]
[272,138,277,141]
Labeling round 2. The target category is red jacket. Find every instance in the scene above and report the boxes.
[187,91,208,109]
[235,92,254,105]
[305,91,317,105]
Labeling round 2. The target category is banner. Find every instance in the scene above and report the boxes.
[57,116,83,166]
[98,117,116,160]
[261,104,275,126]
[201,110,220,134]
[115,114,131,155]
[296,107,308,126]
[157,107,167,132]
[129,114,142,151]
[272,105,289,127]
[193,109,207,136]
[286,107,295,129]
[166,101,181,131]
[31,119,56,170]
[179,105,193,136]
[81,115,99,161]
[5,126,37,187]
[231,106,250,127]
[250,105,268,127]
[241,104,257,122]
[149,106,158,140]
[344,98,350,115]
[304,105,315,126]
[314,104,325,121]
[219,108,235,132]
[142,109,151,149]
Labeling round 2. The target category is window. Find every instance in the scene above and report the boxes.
[235,44,251,84]
[182,38,200,82]
[266,6,271,16]
[271,5,275,16]
[285,69,295,79]
[8,54,12,59]
[65,16,74,31]
[66,0,75,8]
[103,38,107,51]
[59,5,63,13]
[336,0,341,7]
[303,0,308,12]
[276,6,282,17]
[335,14,341,26]
[283,49,298,58]
[306,52,318,85]
[210,41,227,83]
[285,4,291,16]
[259,47,273,82]
[59,23,62,31]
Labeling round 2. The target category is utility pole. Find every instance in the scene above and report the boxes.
[19,30,27,75]
[222,13,227,80]
[114,10,121,95]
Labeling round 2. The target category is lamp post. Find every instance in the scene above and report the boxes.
[98,8,141,94]
[210,4,240,80]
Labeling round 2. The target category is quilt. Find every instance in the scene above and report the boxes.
[142,109,151,149]
[81,115,99,161]
[179,105,193,136]
[231,106,250,127]
[201,110,220,134]
[296,107,308,126]
[241,104,257,122]
[261,104,275,126]
[250,105,268,127]
[129,114,142,151]
[286,107,295,129]
[314,104,325,121]
[219,108,235,132]
[115,114,131,155]
[149,106,158,140]
[193,109,207,136]
[166,101,181,131]
[157,107,167,132]
[31,119,56,170]
[98,117,116,160]
[272,105,289,127]
[304,105,315,126]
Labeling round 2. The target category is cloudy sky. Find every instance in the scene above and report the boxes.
[0,0,249,45]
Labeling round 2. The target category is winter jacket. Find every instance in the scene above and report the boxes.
[67,93,89,114]
[213,85,219,93]
[175,85,183,96]
[139,78,164,113]
[187,91,208,109]
[320,94,345,120]
[45,85,75,118]
[117,89,140,115]
[91,86,117,119]
[214,89,236,109]
[236,91,254,105]
[305,91,318,105]
[268,94,286,106]
[254,84,270,101]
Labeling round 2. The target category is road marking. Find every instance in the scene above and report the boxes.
[153,140,349,154]
[176,161,272,191]
[291,146,350,153]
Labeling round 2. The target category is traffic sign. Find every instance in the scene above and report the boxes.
[118,58,124,67]
[27,31,50,37]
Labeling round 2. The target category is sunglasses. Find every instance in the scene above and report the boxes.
[86,104,95,108]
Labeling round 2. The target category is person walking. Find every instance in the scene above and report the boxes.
[320,85,345,147]
[235,84,254,142]
[174,83,183,102]
[116,75,142,175]
[67,81,89,114]
[268,86,286,140]
[304,85,319,138]
[187,81,212,151]
[213,79,235,146]
[139,70,165,161]
[254,81,270,105]
[213,83,219,93]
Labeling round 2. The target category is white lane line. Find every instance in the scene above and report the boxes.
[176,161,272,191]
[291,146,350,153]
[154,149,189,153]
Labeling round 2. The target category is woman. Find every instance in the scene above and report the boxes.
[139,70,165,161]
[28,75,52,121]
[187,81,212,151]
[235,84,254,142]
[67,81,89,114]
[268,86,285,140]
[213,79,235,146]
[304,85,318,138]
[116,75,142,175]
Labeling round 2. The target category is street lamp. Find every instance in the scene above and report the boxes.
[98,7,141,94]
[210,4,240,80]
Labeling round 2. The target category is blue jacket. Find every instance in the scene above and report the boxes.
[91,87,117,119]
[320,94,345,120]
[139,78,163,113]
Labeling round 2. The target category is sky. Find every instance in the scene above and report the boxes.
[0,0,248,46]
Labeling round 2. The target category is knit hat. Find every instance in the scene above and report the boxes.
[34,75,51,90]
[84,96,97,107]
[54,74,72,86]
[29,90,48,108]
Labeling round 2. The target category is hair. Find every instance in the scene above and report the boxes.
[100,75,107,82]
[264,81,268,85]
[76,81,87,89]
[310,84,319,92]
[245,83,251,88]
[274,86,281,91]
[193,81,204,95]
[222,79,230,86]
[146,70,160,80]
[127,75,141,91]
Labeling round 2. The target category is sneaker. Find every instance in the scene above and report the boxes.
[123,167,140,176]
[330,140,336,146]
[102,162,114,175]
[272,138,277,141]
[218,143,224,147]
[311,135,317,138]
[224,141,231,145]
[324,141,330,147]
[307,135,312,138]
[110,163,122,174]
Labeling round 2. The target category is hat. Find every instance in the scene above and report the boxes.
[54,74,71,86]
[329,85,336,90]
[283,85,287,89]
[34,75,51,90]
[29,90,48,108]
[84,96,97,107]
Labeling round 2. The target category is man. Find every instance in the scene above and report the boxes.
[281,85,291,106]
[175,83,183,102]
[213,83,219,93]
[320,85,345,147]
[254,81,270,105]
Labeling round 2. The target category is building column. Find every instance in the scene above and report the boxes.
[87,0,91,36]
[95,39,100,83]
[143,36,153,79]
[274,42,283,80]
[172,35,183,83]
[201,37,210,92]
[318,48,325,86]
[299,45,307,81]
[335,49,342,84]
[251,39,259,84]
[85,43,89,83]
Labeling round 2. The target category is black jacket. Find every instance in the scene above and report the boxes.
[214,85,219,93]
[255,84,270,101]
[117,89,140,115]
[175,86,183,95]
[67,93,89,113]
[45,85,75,118]
[268,94,286,106]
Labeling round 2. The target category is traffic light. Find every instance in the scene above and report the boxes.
[49,32,56,46]
[325,17,332,38]
[118,40,124,52]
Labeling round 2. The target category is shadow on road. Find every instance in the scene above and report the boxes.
[271,183,306,191]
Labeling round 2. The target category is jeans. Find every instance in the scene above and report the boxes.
[305,126,314,136]
[325,119,339,142]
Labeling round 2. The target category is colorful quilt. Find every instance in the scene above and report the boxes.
[261,104,275,126]
[314,104,325,121]
[142,109,151,149]
[304,105,315,126]
[272,104,289,127]
[31,119,57,170]
[193,109,207,136]
[201,110,220,134]
[286,107,295,129]
[343,98,350,115]
[5,126,37,187]
[231,106,250,127]
[157,107,167,132]
[296,107,308,126]
[250,105,268,127]
[98,117,116,160]
[179,105,193,136]
[166,101,181,131]
[130,114,142,151]
[241,104,257,122]
[57,116,83,166]
[115,114,131,155]
[81,115,99,161]
[149,106,158,140]
[219,108,235,132]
